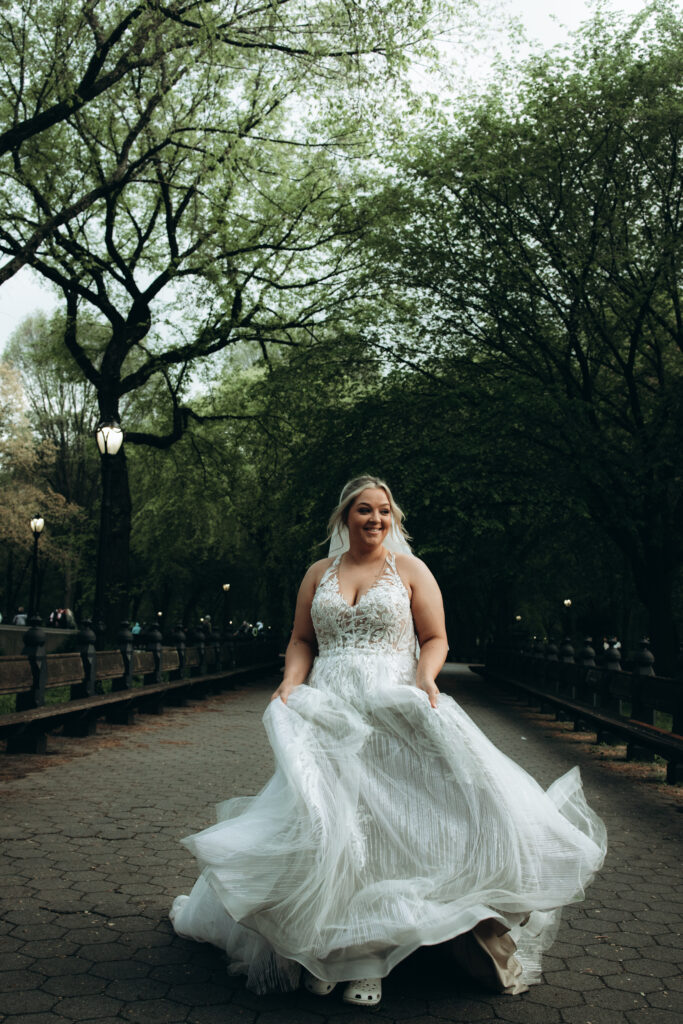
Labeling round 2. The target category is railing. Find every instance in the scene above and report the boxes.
[485,637,683,784]
[0,618,281,755]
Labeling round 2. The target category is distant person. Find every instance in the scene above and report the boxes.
[12,607,28,626]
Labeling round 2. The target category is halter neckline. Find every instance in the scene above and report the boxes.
[332,552,397,609]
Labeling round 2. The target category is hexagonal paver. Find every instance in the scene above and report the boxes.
[524,983,586,1007]
[625,1009,683,1023]
[1,674,682,1024]
[255,1012,325,1024]
[76,941,130,962]
[104,978,169,1001]
[583,943,641,962]
[540,966,602,991]
[21,939,80,959]
[493,999,561,1022]
[119,997,189,1023]
[0,969,46,992]
[0,989,58,1014]
[186,1006,256,1024]
[42,973,110,997]
[10,924,67,941]
[560,1008,627,1024]
[604,974,665,993]
[167,982,231,1006]
[90,959,151,980]
[54,994,124,1019]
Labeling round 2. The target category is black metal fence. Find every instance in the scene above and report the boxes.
[0,617,282,754]
[485,635,683,783]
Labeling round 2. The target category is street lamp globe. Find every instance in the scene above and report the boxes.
[223,583,231,593]
[95,421,124,456]
[563,598,572,608]
[30,515,45,535]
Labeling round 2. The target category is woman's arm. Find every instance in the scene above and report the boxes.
[399,555,449,708]
[270,560,328,704]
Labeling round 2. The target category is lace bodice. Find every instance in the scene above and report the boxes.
[311,552,416,657]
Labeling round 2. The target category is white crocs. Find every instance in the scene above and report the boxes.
[302,969,336,996]
[342,977,382,1007]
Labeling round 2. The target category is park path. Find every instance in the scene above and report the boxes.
[0,665,681,1024]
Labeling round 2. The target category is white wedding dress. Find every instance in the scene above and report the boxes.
[170,553,607,994]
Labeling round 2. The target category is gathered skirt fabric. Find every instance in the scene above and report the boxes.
[170,650,607,994]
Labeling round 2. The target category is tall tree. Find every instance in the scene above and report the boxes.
[0,362,84,619]
[0,0,444,283]
[0,0,452,635]
[371,1,683,668]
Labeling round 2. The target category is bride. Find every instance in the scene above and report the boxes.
[170,475,607,1009]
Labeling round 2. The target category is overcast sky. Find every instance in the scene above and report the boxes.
[0,0,650,350]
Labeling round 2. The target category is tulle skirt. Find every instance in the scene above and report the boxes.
[170,651,607,994]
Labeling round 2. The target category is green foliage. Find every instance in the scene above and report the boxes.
[0,0,460,633]
[366,1,683,665]
[0,357,86,619]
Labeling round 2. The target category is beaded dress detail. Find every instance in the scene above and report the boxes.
[171,553,606,995]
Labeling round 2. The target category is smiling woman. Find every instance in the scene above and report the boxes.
[171,475,607,1008]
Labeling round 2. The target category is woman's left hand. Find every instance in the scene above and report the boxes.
[417,677,439,708]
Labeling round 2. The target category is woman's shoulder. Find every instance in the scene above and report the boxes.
[394,551,426,571]
[303,556,336,585]
[393,552,436,582]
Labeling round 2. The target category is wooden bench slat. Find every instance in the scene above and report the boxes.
[0,657,33,693]
[132,651,154,673]
[45,654,84,688]
[96,651,125,678]
[0,659,281,736]
[160,650,179,671]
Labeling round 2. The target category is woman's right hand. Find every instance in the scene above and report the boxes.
[270,679,300,704]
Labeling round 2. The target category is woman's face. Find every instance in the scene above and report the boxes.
[346,488,391,550]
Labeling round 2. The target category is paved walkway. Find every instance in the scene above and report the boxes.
[1,665,681,1024]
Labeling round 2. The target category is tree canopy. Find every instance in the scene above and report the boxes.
[0,0,457,633]
[367,0,683,666]
[2,1,680,670]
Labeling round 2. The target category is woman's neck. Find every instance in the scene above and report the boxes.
[343,544,388,566]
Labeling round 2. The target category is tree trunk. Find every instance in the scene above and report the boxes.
[99,448,133,642]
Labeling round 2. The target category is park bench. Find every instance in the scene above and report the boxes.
[0,621,281,755]
[484,643,683,784]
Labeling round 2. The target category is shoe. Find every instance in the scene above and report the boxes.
[302,969,336,996]
[342,977,382,1007]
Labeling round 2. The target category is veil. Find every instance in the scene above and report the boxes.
[328,522,412,557]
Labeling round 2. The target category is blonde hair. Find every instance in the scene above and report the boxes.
[326,475,411,546]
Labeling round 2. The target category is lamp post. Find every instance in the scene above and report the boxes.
[222,583,231,636]
[93,420,124,646]
[28,515,45,619]
[562,597,573,637]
